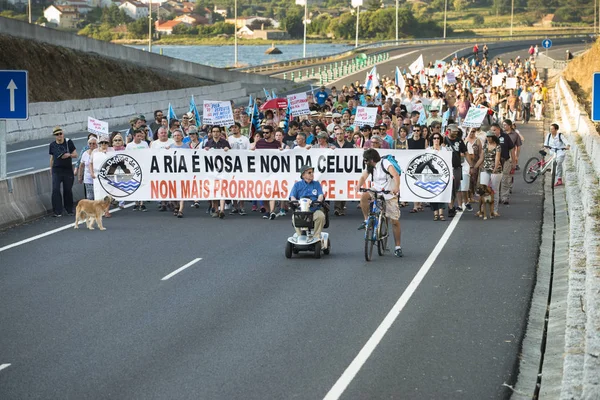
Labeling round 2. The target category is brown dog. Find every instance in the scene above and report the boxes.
[476,185,494,220]
[74,195,112,230]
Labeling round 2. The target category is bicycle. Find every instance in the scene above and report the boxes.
[360,188,390,262]
[523,146,566,184]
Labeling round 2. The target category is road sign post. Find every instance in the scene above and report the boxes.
[593,72,600,122]
[542,38,552,58]
[0,70,28,180]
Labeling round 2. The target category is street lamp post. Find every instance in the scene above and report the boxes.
[443,0,447,39]
[234,0,238,66]
[352,0,362,48]
[296,0,308,58]
[148,0,152,52]
[395,0,398,42]
[28,0,31,23]
[510,0,514,36]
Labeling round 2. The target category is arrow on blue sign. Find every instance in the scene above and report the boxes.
[542,39,552,49]
[0,70,28,120]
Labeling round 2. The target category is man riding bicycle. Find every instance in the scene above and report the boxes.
[289,165,326,240]
[357,148,403,258]
[544,123,570,187]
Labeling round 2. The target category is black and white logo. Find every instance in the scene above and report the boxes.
[404,153,451,199]
[98,154,142,198]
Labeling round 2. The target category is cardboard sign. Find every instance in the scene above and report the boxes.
[353,106,378,127]
[203,101,234,127]
[87,117,108,136]
[446,72,456,84]
[287,92,310,116]
[491,75,503,87]
[462,107,489,128]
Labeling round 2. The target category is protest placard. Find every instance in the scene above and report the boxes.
[87,117,108,136]
[505,77,517,90]
[462,107,489,128]
[93,148,453,203]
[353,106,378,127]
[202,101,234,126]
[446,72,456,84]
[287,92,310,116]
[491,75,503,87]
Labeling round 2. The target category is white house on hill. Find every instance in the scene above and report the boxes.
[119,0,149,20]
[44,5,80,28]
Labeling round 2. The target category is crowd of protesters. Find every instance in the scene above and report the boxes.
[50,45,561,223]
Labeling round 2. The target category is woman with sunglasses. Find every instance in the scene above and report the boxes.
[111,134,126,151]
[90,135,114,218]
[428,133,451,221]
[78,137,98,200]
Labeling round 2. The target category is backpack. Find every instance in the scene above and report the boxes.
[371,154,402,180]
[544,132,564,147]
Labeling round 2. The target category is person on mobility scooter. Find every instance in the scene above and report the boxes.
[286,164,331,259]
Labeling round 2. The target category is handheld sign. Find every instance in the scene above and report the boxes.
[354,106,378,127]
[462,107,489,128]
[203,101,234,127]
[87,117,109,136]
[287,92,311,116]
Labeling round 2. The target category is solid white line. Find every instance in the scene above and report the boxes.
[322,212,464,400]
[7,167,34,175]
[161,258,202,281]
[0,203,135,254]
[0,364,11,372]
[7,136,87,154]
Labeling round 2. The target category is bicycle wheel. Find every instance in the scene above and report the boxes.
[523,157,541,183]
[377,215,388,256]
[364,218,375,262]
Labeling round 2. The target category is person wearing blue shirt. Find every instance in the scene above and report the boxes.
[315,86,328,107]
[289,165,326,239]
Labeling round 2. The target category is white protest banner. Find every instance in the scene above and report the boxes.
[491,75,503,87]
[202,101,234,127]
[287,92,311,116]
[87,117,108,136]
[462,107,489,128]
[505,77,517,90]
[353,106,378,127]
[446,72,456,84]
[93,149,453,203]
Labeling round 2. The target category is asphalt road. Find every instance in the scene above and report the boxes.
[5,38,589,175]
[1,120,547,399]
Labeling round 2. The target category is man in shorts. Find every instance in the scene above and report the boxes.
[357,148,403,257]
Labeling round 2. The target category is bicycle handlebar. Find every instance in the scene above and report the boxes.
[544,146,568,151]
[359,188,391,194]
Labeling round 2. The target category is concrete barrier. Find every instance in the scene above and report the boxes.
[554,76,600,399]
[0,169,84,230]
[6,81,250,144]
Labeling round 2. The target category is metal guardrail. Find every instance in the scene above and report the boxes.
[234,33,593,75]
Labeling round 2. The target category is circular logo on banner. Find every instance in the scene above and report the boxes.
[404,153,451,199]
[98,154,142,198]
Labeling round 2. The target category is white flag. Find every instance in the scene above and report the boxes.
[409,54,424,75]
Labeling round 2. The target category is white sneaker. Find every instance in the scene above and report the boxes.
[224,203,231,211]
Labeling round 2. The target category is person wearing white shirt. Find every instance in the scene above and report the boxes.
[151,127,175,150]
[227,122,250,215]
[544,123,570,187]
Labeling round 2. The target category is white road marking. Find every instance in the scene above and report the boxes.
[161,258,202,281]
[0,203,135,253]
[7,167,33,175]
[7,137,87,154]
[0,364,11,372]
[323,212,464,400]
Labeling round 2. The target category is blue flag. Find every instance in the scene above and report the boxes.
[189,95,201,127]
[271,89,277,99]
[247,94,253,115]
[417,109,427,125]
[263,88,272,101]
[282,99,292,134]
[251,101,261,132]
[167,103,177,128]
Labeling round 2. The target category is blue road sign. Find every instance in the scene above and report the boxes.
[0,70,28,120]
[593,73,600,122]
[542,39,552,49]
